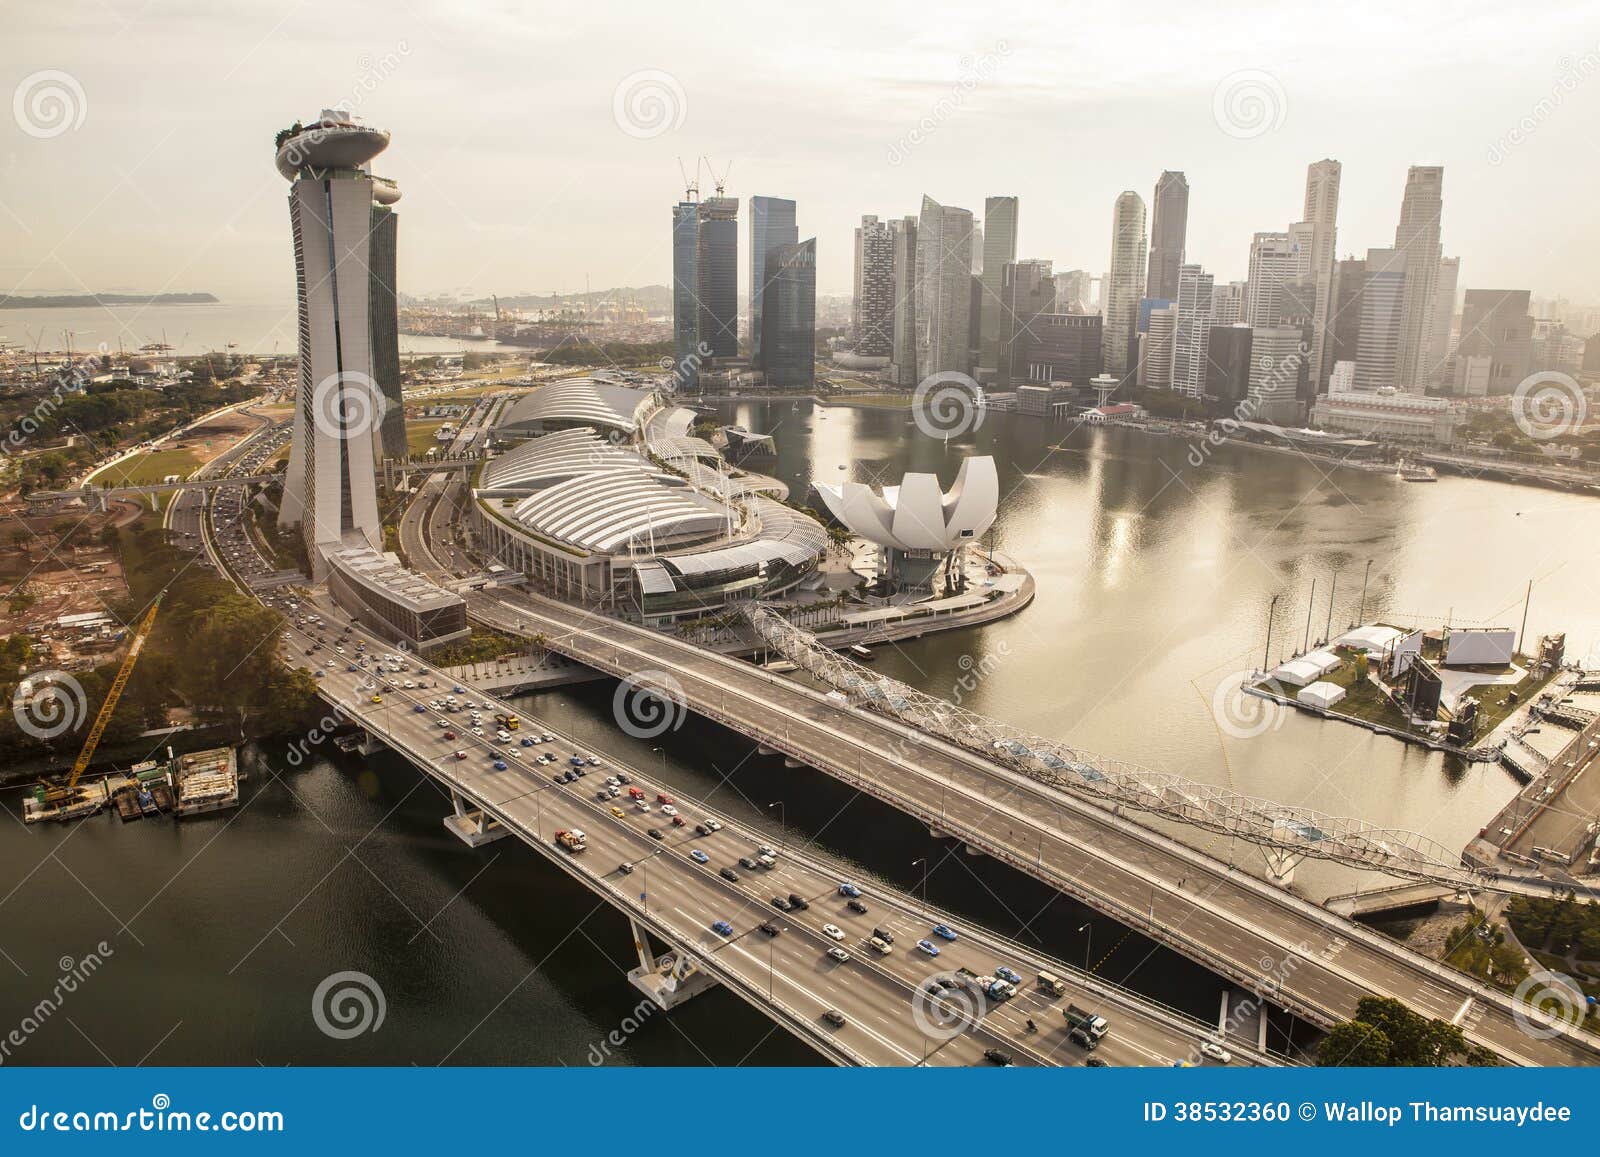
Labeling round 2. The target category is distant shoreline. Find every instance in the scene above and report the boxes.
[0,292,220,309]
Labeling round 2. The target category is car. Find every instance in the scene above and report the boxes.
[983,1048,1014,1067]
[821,924,845,942]
[595,790,609,801]
[822,1009,846,1028]
[916,939,940,957]
[618,862,634,875]
[443,730,456,740]
[758,921,781,937]
[837,882,861,898]
[648,828,664,841]
[671,816,686,827]
[656,793,673,805]
[932,924,957,941]
[551,775,564,785]
[770,896,792,911]
[995,966,1022,985]
[369,694,382,704]
[756,854,776,869]
[787,893,809,910]
[694,823,712,837]
[413,704,426,714]
[607,786,622,798]
[453,751,468,761]
[659,804,678,817]
[702,819,722,832]
[346,663,359,672]
[757,845,778,859]
[493,760,508,771]
[872,928,895,945]
[520,737,534,747]
[562,771,577,783]
[611,806,626,819]
[452,686,466,694]
[1199,1042,1232,1064]
[1085,1056,1108,1068]
[605,777,621,787]
[711,920,733,936]
[847,899,869,915]
[689,849,709,864]
[826,947,850,963]
[636,801,651,812]
[718,867,739,882]
[739,856,759,870]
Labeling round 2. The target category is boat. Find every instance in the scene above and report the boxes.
[848,644,875,661]
[1396,460,1437,482]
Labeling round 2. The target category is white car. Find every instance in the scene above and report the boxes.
[826,947,850,963]
[703,819,723,832]
[636,801,651,812]
[821,924,846,942]
[1199,1041,1232,1064]
[660,804,678,817]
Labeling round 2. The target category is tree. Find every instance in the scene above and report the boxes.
[1318,1021,1392,1067]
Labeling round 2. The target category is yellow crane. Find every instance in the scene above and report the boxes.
[36,595,162,808]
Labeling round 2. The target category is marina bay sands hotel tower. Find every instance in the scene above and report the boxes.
[273,110,406,577]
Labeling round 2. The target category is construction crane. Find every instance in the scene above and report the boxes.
[701,156,732,197]
[676,156,700,203]
[35,595,163,808]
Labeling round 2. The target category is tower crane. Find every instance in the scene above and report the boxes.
[34,595,163,809]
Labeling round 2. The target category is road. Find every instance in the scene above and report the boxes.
[452,581,1600,1067]
[278,611,1270,1068]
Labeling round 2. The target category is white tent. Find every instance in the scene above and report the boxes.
[1298,681,1347,710]
[1271,658,1324,688]
[1301,649,1342,676]
[1333,625,1404,656]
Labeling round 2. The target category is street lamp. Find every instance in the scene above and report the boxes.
[1079,922,1092,971]
[768,800,786,851]
[913,857,929,904]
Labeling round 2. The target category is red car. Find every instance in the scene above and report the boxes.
[453,750,468,761]
[628,787,645,800]
[671,816,686,827]
[444,731,457,741]
[656,793,674,805]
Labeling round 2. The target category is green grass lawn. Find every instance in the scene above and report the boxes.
[88,447,203,488]
[406,419,447,456]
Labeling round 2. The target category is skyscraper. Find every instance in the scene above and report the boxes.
[1054,270,1094,314]
[1328,257,1366,373]
[915,196,975,378]
[1170,264,1215,397]
[1212,281,1247,327]
[1392,165,1444,392]
[275,110,395,576]
[888,215,918,386]
[1454,289,1532,396]
[1104,191,1148,380]
[1205,325,1253,406]
[671,198,702,387]
[1354,247,1407,393]
[765,238,816,390]
[1301,159,1341,391]
[998,259,1054,385]
[1145,171,1189,302]
[977,196,1019,378]
[1425,256,1460,386]
[1248,326,1308,420]
[749,195,797,372]
[852,215,895,360]
[696,195,739,359]
[1245,224,1313,328]
[1137,304,1176,388]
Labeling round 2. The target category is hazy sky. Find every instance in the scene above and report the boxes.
[5,0,1599,304]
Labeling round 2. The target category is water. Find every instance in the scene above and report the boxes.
[1,292,500,358]
[5,399,1598,1064]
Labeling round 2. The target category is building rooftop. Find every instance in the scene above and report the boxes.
[326,546,463,613]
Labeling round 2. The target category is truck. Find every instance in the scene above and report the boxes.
[554,829,587,854]
[1064,1003,1109,1048]
[1036,970,1067,997]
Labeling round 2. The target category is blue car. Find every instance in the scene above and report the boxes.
[493,760,508,771]
[520,737,534,747]
[712,920,734,936]
[452,686,465,694]
[837,882,862,897]
[568,755,585,767]
[413,704,426,713]
[995,966,1022,985]
[916,939,940,957]
[347,664,359,672]
[689,849,709,864]
[931,924,958,941]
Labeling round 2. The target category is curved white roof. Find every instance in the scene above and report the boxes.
[509,473,724,553]
[815,457,998,552]
[481,427,640,490]
[497,377,656,435]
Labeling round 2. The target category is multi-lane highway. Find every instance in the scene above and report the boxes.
[451,582,1600,1067]
[277,609,1270,1068]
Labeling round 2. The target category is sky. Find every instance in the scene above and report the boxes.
[4,0,1600,305]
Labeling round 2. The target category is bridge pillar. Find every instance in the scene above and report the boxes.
[442,789,509,847]
[757,744,779,757]
[625,917,717,1010]
[1259,845,1301,888]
